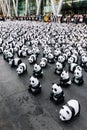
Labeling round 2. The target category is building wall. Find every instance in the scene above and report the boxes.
[0,0,87,17]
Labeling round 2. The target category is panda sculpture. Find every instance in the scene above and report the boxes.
[16,63,27,75]
[68,54,78,64]
[3,50,14,62]
[60,70,71,87]
[33,64,43,78]
[50,83,64,104]
[9,58,22,67]
[72,69,84,85]
[28,54,37,64]
[69,63,82,73]
[59,99,80,121]
[58,55,66,67]
[28,76,41,95]
[40,57,47,68]
[17,50,27,57]
[47,53,55,64]
[55,62,63,75]
[80,55,87,71]
[54,49,61,61]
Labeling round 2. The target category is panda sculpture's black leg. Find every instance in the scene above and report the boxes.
[50,92,54,101]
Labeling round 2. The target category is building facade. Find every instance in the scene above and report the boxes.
[0,0,87,17]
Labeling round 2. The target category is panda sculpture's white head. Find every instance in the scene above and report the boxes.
[52,83,62,95]
[40,58,47,67]
[30,76,39,87]
[68,56,74,64]
[56,62,63,69]
[28,54,36,63]
[22,51,27,57]
[54,49,61,56]
[16,63,26,75]
[61,70,69,80]
[48,53,54,59]
[7,52,13,59]
[58,55,65,63]
[34,64,41,72]
[59,105,72,121]
[75,66,82,72]
[74,69,82,78]
[59,99,80,121]
[82,55,87,63]
[9,59,13,65]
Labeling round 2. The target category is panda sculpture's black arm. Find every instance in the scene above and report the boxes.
[55,68,63,75]
[28,82,41,94]
[72,76,84,85]
[50,91,64,104]
[60,78,71,87]
[33,69,43,77]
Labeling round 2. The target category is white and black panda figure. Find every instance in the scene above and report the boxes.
[17,50,27,57]
[33,64,43,78]
[58,55,66,67]
[50,83,64,104]
[3,50,14,62]
[9,58,22,67]
[68,54,78,64]
[28,76,41,95]
[72,69,84,85]
[80,55,87,69]
[60,70,71,87]
[59,99,80,121]
[28,54,37,64]
[54,49,61,61]
[40,57,47,68]
[55,62,63,75]
[16,63,27,75]
[47,53,55,64]
[68,63,78,73]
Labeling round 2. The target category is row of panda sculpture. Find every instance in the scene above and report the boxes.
[0,21,87,121]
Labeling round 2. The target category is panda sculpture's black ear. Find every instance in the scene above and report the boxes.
[57,83,60,86]
[52,83,54,85]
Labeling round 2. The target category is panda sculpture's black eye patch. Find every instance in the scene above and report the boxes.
[62,116,65,120]
[32,81,34,83]
[54,88,57,91]
[61,106,64,109]
[66,111,70,114]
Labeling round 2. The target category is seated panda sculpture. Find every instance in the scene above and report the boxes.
[55,62,63,75]
[16,63,27,75]
[9,58,22,67]
[59,99,80,121]
[3,50,14,62]
[33,64,43,77]
[72,69,84,85]
[60,70,71,87]
[40,57,47,68]
[17,49,27,57]
[80,55,87,71]
[58,55,66,67]
[28,76,41,95]
[54,49,61,61]
[68,54,78,64]
[47,53,55,64]
[50,83,64,104]
[69,63,82,73]
[28,54,37,64]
